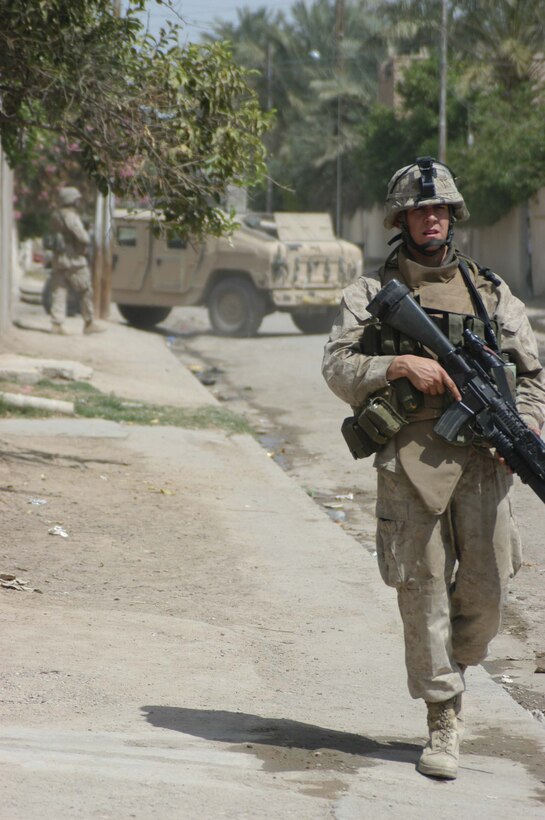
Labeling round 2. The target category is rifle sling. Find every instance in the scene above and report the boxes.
[458,258,499,351]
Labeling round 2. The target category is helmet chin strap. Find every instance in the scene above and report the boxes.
[399,212,455,257]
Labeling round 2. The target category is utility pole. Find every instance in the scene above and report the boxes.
[439,0,448,162]
[92,0,121,318]
[92,192,113,319]
[265,42,274,213]
[0,141,14,334]
[335,0,344,236]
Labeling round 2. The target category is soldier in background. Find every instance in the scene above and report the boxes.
[322,157,545,780]
[50,186,105,334]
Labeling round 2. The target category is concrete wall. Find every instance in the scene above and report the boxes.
[343,189,545,299]
[456,206,531,297]
[0,143,14,334]
[529,188,545,297]
[343,204,389,274]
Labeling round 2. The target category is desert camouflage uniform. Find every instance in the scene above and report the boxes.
[322,246,545,702]
[51,198,94,327]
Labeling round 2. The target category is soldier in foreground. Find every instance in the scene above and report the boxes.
[322,158,545,779]
[50,186,105,335]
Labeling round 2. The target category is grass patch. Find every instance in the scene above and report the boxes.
[0,397,50,418]
[0,379,253,435]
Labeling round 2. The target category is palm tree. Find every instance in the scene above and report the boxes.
[209,0,388,217]
[452,0,545,93]
[380,0,545,94]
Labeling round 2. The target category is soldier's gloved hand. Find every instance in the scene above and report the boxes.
[387,355,462,401]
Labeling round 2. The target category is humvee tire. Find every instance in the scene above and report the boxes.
[291,308,337,334]
[117,304,172,328]
[208,277,265,337]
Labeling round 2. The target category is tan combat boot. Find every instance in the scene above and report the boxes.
[83,320,107,335]
[417,697,460,780]
[454,692,464,739]
[51,323,66,335]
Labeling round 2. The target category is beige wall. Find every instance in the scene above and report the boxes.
[456,207,530,297]
[343,204,389,274]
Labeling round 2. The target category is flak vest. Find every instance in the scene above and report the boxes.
[378,249,493,515]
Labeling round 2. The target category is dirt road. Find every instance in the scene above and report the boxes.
[164,306,545,718]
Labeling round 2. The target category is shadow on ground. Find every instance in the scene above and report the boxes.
[142,705,420,773]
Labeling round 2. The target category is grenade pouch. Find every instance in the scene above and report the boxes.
[341,394,407,460]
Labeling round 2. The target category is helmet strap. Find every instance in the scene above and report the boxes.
[399,211,455,257]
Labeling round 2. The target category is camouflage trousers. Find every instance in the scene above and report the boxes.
[375,449,522,702]
[50,265,94,326]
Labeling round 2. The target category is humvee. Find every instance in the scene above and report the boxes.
[111,209,363,336]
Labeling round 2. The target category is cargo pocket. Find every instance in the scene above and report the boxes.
[376,517,403,588]
[375,470,417,587]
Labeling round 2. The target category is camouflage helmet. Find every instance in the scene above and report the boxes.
[383,157,469,229]
[59,186,82,207]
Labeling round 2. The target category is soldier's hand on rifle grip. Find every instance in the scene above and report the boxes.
[495,426,541,473]
[495,451,512,472]
[386,355,462,402]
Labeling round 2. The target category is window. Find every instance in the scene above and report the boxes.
[117,226,137,247]
[166,234,187,250]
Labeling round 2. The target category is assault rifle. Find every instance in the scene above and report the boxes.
[367,279,545,504]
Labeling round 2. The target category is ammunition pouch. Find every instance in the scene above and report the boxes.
[359,312,501,356]
[341,392,407,460]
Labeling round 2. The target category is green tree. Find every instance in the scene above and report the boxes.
[207,7,294,210]
[452,0,545,93]
[14,134,97,240]
[0,0,269,238]
[209,0,387,216]
[382,0,545,93]
[273,0,386,215]
[355,54,468,206]
[354,0,545,225]
[450,86,545,225]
